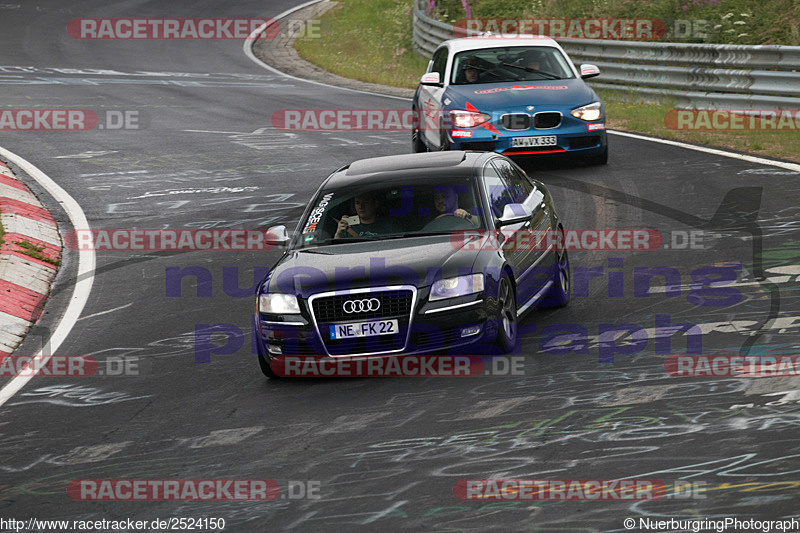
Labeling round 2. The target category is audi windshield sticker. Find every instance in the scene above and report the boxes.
[302,192,334,235]
[473,85,569,94]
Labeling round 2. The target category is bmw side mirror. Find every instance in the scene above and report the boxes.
[266,225,290,248]
[420,72,442,86]
[580,64,600,79]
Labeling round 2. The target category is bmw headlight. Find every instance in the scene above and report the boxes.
[429,274,484,301]
[570,102,602,121]
[258,293,301,314]
[449,110,492,128]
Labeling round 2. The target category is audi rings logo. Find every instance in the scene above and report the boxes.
[343,298,381,313]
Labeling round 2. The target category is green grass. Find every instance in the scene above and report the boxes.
[430,0,800,45]
[0,213,60,266]
[598,90,800,161]
[294,0,800,163]
[294,0,429,88]
[13,239,61,267]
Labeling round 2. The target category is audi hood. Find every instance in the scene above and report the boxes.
[264,235,484,298]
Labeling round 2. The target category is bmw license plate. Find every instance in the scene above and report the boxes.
[329,320,399,339]
[511,135,557,147]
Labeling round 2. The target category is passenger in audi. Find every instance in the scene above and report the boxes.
[334,192,403,238]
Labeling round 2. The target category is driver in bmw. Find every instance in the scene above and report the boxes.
[463,57,481,83]
[521,50,547,77]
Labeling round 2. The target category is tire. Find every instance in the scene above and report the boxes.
[493,275,518,353]
[439,124,450,151]
[412,107,427,153]
[549,248,571,307]
[254,320,280,378]
[537,241,571,308]
[587,145,608,165]
[258,351,279,379]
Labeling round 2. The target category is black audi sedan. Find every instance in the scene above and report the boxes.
[254,151,570,377]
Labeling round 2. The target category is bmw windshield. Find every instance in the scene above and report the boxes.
[451,46,575,84]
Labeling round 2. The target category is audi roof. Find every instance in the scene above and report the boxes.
[325,151,492,187]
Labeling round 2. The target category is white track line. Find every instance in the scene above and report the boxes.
[0,146,95,407]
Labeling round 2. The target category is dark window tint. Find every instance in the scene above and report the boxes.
[430,48,448,79]
[482,162,514,218]
[492,159,533,203]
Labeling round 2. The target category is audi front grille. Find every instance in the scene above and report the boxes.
[311,289,413,322]
[307,287,417,357]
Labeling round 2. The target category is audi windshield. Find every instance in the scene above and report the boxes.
[296,176,488,247]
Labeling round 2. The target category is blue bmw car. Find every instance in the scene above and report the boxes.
[412,36,608,164]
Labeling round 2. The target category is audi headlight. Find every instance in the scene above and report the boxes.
[570,102,602,121]
[449,110,492,128]
[429,274,484,301]
[258,293,301,314]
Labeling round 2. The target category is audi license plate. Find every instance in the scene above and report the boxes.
[329,320,399,339]
[511,135,556,147]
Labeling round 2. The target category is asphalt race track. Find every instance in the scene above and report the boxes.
[1,1,800,531]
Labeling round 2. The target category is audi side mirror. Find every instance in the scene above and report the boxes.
[266,225,290,248]
[498,204,531,226]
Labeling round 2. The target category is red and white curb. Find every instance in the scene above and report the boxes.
[0,159,61,358]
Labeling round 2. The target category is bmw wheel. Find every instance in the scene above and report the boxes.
[412,107,427,153]
[588,145,608,165]
[439,123,450,151]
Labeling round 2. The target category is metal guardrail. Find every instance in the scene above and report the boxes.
[412,0,800,109]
